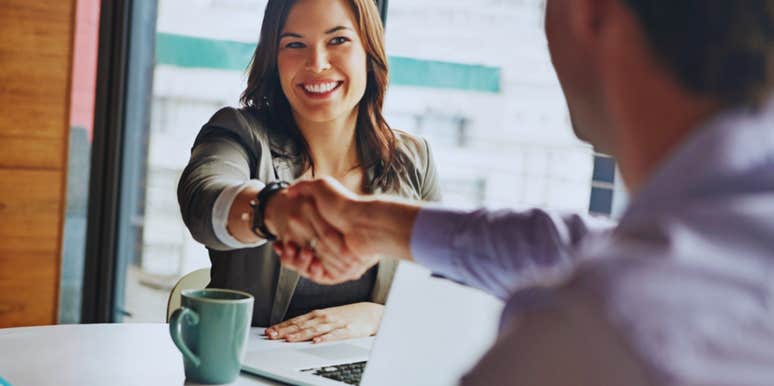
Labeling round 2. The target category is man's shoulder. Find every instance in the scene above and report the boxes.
[463,282,652,386]
[566,238,774,385]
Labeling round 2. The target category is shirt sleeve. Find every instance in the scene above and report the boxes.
[410,206,614,299]
[178,107,275,251]
[211,179,267,249]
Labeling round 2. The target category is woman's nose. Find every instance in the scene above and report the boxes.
[305,46,331,73]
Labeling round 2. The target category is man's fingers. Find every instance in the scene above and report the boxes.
[295,248,314,274]
[285,214,316,245]
[297,200,353,273]
[283,241,299,261]
[302,200,348,258]
[289,178,358,224]
[306,260,343,285]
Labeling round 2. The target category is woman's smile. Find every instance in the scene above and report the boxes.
[298,79,344,100]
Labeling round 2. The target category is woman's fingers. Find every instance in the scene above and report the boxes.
[283,241,299,261]
[284,213,316,246]
[270,302,383,343]
[272,241,285,256]
[303,200,365,274]
[301,201,348,258]
[281,201,347,276]
[307,260,341,285]
[297,200,353,275]
[266,312,315,339]
[272,196,368,283]
[284,322,337,342]
[267,309,345,342]
[313,327,352,344]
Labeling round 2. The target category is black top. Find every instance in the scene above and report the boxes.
[284,265,379,319]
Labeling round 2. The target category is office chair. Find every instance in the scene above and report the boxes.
[165,268,211,322]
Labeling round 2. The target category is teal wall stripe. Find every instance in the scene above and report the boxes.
[156,32,255,71]
[387,56,500,93]
[155,32,500,93]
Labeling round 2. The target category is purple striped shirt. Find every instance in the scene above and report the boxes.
[411,99,774,385]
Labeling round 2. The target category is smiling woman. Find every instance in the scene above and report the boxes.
[243,0,401,191]
[177,0,441,344]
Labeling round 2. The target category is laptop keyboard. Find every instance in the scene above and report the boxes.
[300,360,367,385]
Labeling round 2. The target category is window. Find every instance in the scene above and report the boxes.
[96,0,618,322]
[382,0,595,211]
[116,0,271,322]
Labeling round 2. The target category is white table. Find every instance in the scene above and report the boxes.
[0,323,286,386]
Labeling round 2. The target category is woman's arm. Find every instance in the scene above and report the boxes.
[178,112,260,251]
[178,109,350,277]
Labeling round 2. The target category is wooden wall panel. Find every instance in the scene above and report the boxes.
[0,0,76,326]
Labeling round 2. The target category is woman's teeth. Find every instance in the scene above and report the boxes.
[303,82,338,94]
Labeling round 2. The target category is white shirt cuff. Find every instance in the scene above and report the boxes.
[212,179,267,249]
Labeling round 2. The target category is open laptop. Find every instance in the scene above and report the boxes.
[241,262,504,386]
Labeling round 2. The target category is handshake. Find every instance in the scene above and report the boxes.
[262,177,420,285]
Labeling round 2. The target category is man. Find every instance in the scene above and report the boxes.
[270,0,774,384]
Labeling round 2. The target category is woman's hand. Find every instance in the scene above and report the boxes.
[273,241,379,285]
[263,189,358,278]
[264,302,384,343]
[273,177,417,285]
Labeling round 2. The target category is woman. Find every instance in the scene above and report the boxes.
[177,0,440,343]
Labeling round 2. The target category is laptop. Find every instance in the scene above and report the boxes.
[241,262,504,386]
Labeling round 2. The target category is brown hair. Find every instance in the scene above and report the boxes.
[240,0,406,192]
[623,0,774,107]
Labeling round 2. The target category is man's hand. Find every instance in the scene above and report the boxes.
[272,177,380,284]
[274,177,421,285]
[263,189,358,279]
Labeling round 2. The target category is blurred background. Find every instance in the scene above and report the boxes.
[6,0,627,326]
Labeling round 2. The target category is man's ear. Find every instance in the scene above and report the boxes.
[569,0,613,46]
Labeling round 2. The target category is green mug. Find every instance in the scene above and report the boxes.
[169,288,254,384]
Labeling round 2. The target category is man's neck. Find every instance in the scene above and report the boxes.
[603,43,723,194]
[294,109,360,177]
[613,90,722,194]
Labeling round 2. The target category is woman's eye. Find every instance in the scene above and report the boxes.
[284,41,305,49]
[329,37,350,45]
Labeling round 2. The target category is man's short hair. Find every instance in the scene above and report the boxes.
[623,0,774,106]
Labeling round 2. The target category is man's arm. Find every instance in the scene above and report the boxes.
[285,178,614,298]
[409,206,612,299]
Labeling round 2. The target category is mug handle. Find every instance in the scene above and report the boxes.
[169,307,202,367]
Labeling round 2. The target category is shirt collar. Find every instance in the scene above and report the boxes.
[620,97,774,225]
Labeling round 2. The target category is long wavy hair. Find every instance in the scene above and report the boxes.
[240,0,406,193]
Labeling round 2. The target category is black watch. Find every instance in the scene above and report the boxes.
[250,181,290,241]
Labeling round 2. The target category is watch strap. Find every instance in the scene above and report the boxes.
[251,181,290,241]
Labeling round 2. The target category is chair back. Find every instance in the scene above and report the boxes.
[166,268,211,322]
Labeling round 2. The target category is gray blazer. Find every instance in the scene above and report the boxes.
[178,107,441,326]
